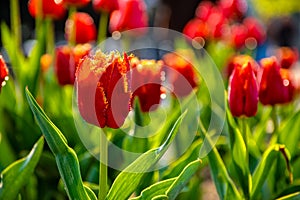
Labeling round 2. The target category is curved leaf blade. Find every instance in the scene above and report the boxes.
[0,137,44,199]
[25,88,92,200]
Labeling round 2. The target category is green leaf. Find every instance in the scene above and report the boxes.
[251,144,292,199]
[0,137,44,199]
[25,88,92,200]
[276,192,300,200]
[201,117,241,200]
[131,160,201,200]
[106,111,187,200]
[279,110,300,158]
[227,110,251,198]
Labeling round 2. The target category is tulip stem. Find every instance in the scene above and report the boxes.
[97,11,109,44]
[99,128,108,200]
[270,106,279,144]
[241,117,248,165]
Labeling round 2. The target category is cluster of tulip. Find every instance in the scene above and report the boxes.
[76,49,198,128]
[183,0,265,49]
[227,47,298,117]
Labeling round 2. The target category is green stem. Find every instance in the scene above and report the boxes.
[270,106,278,144]
[99,129,108,200]
[97,11,109,44]
[68,6,77,46]
[10,0,21,48]
[241,117,248,166]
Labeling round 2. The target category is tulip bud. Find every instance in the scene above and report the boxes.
[131,58,163,112]
[163,51,198,97]
[76,50,131,128]
[65,12,97,44]
[55,44,92,85]
[228,62,258,117]
[0,55,9,92]
[109,0,148,33]
[259,57,295,105]
[28,0,66,20]
[226,54,260,78]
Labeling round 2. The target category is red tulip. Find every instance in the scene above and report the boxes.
[243,17,266,45]
[109,0,148,33]
[131,58,163,112]
[93,0,119,12]
[163,51,198,97]
[259,57,294,105]
[228,61,258,117]
[195,1,214,21]
[219,0,247,19]
[276,47,298,69]
[28,0,66,20]
[65,12,97,44]
[55,44,92,85]
[62,0,90,7]
[206,7,228,39]
[183,18,209,40]
[226,54,260,78]
[0,55,9,92]
[76,50,131,128]
[230,24,248,49]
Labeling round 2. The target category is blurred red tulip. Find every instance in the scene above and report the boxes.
[230,24,248,49]
[228,61,258,117]
[195,1,214,21]
[62,0,90,7]
[276,47,298,69]
[243,17,266,45]
[206,7,228,39]
[163,51,198,97]
[131,58,163,112]
[65,12,97,44]
[0,55,9,92]
[93,0,119,12]
[28,0,66,20]
[259,57,294,105]
[55,44,92,85]
[183,18,209,40]
[109,0,148,33]
[219,0,247,19]
[76,51,131,128]
[226,54,260,78]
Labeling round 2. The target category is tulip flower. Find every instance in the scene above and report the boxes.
[163,51,198,97]
[219,0,248,19]
[0,55,9,92]
[65,12,97,44]
[28,0,66,20]
[109,0,148,33]
[76,50,131,128]
[183,18,209,40]
[228,61,258,117]
[195,1,214,21]
[226,54,260,78]
[259,57,294,105]
[130,58,163,112]
[243,17,266,46]
[230,24,248,49]
[93,0,119,12]
[276,47,298,69]
[55,44,92,85]
[62,0,90,8]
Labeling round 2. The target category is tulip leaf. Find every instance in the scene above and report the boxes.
[25,88,94,200]
[276,192,300,200]
[131,159,201,200]
[226,109,251,198]
[200,118,241,200]
[106,111,187,200]
[0,137,44,199]
[279,110,300,158]
[251,144,292,199]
